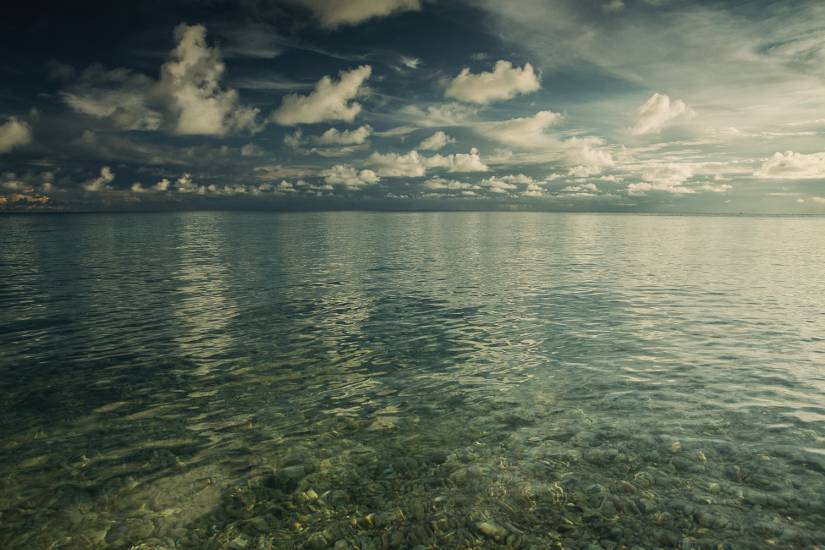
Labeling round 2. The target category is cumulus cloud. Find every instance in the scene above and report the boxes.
[174,173,205,194]
[562,183,599,194]
[422,177,479,191]
[479,174,543,196]
[564,137,615,175]
[446,60,540,104]
[0,193,49,207]
[755,150,825,179]
[82,166,115,192]
[368,148,488,177]
[418,131,455,151]
[0,178,34,193]
[284,125,372,157]
[480,176,518,194]
[321,164,380,189]
[316,125,372,145]
[131,178,171,193]
[288,0,421,28]
[568,165,602,178]
[522,182,545,197]
[630,93,695,136]
[481,111,563,148]
[427,148,489,173]
[181,178,235,196]
[627,163,694,195]
[162,24,261,136]
[0,117,33,153]
[62,24,260,136]
[368,150,428,177]
[276,181,296,193]
[270,66,372,125]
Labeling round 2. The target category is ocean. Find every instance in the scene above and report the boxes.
[1,211,824,548]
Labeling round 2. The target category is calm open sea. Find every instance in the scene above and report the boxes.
[1,212,824,549]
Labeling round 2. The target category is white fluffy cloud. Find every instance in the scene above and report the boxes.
[321,164,380,189]
[446,60,540,104]
[162,24,261,136]
[482,111,563,148]
[0,117,33,153]
[316,125,372,145]
[82,166,115,192]
[284,126,372,157]
[479,174,543,196]
[630,93,695,136]
[480,112,615,174]
[271,66,371,126]
[564,137,615,175]
[627,163,694,195]
[755,150,825,179]
[418,131,455,151]
[368,148,488,177]
[62,24,260,136]
[568,165,602,178]
[562,183,599,194]
[288,0,420,28]
[480,176,518,194]
[368,150,428,177]
[427,148,489,173]
[423,177,479,191]
[131,178,171,193]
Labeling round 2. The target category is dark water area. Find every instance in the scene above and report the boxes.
[1,212,824,549]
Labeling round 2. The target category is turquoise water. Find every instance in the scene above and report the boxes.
[1,212,824,549]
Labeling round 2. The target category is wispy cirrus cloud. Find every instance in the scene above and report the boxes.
[286,0,421,28]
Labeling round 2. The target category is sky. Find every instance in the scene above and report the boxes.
[1,0,825,213]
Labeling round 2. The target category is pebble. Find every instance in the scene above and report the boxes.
[449,466,482,486]
[477,521,508,540]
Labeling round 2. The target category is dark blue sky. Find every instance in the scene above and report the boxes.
[1,0,824,212]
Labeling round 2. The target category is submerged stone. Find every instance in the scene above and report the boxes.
[477,520,508,540]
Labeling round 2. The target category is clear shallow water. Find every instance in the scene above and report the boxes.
[1,211,824,550]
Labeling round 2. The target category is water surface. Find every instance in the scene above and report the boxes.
[1,212,824,549]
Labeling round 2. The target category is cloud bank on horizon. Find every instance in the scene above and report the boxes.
[1,0,825,212]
